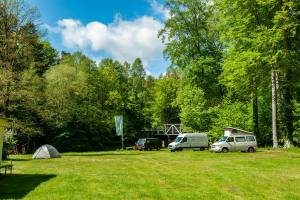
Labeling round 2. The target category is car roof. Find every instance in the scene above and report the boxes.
[179,133,207,136]
[138,138,160,140]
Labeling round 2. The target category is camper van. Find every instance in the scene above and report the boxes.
[210,127,257,153]
[168,133,208,152]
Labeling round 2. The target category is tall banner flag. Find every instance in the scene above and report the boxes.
[114,116,123,136]
[0,117,8,162]
[114,115,124,149]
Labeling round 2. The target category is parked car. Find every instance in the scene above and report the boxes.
[168,133,208,152]
[135,138,162,151]
[210,127,257,153]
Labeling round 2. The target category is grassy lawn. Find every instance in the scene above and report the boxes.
[1,149,300,200]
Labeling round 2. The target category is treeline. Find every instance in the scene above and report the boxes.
[1,0,300,154]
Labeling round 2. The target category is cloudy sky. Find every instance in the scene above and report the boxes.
[28,0,169,76]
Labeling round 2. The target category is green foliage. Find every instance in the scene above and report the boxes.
[293,102,300,146]
[0,0,299,151]
[150,73,180,128]
[176,83,210,132]
[160,0,223,102]
[3,129,17,159]
[216,0,300,144]
[209,99,252,142]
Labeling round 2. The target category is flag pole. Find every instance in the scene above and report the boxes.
[121,131,124,150]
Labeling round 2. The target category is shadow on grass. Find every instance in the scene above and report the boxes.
[64,152,154,157]
[8,158,32,162]
[0,174,56,199]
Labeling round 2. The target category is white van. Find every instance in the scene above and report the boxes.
[210,127,257,153]
[168,133,208,152]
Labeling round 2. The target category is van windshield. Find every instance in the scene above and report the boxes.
[174,137,183,143]
[137,139,146,145]
[218,136,228,142]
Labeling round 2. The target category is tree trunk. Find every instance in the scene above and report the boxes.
[272,68,278,148]
[252,78,259,141]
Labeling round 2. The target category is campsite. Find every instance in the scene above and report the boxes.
[1,0,300,199]
[1,149,300,199]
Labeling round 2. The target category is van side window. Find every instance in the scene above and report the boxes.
[246,136,255,142]
[182,137,187,143]
[235,137,246,142]
[227,137,234,142]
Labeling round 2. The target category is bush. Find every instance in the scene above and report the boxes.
[2,130,17,160]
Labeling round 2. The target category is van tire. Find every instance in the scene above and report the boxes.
[200,147,205,151]
[248,147,255,153]
[222,148,229,153]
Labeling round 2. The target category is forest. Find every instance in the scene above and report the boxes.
[1,0,300,154]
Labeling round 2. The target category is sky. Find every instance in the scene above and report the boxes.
[28,0,170,77]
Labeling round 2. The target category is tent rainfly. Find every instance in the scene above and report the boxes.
[32,144,61,159]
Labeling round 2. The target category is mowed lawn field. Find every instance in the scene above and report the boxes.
[1,149,300,200]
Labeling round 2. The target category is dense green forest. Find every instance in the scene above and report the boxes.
[1,0,300,154]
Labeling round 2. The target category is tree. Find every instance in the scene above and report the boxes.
[150,72,180,128]
[32,40,59,75]
[43,52,104,151]
[176,83,210,132]
[0,0,40,117]
[159,0,223,102]
[216,0,300,147]
[126,58,148,140]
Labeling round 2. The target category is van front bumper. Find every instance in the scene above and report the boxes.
[168,145,177,151]
[209,146,222,152]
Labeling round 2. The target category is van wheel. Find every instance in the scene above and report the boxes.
[200,147,205,151]
[248,147,255,153]
[222,148,229,153]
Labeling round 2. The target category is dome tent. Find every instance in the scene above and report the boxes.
[32,144,61,159]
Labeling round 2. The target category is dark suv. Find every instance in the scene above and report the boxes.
[135,138,162,151]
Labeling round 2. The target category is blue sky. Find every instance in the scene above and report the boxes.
[28,0,169,76]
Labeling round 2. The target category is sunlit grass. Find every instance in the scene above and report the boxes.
[1,148,300,199]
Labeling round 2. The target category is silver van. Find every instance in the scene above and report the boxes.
[210,127,257,153]
[168,133,208,152]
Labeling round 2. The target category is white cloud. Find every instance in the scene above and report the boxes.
[149,0,170,20]
[54,16,164,68]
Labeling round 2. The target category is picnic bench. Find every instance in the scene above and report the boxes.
[0,160,13,176]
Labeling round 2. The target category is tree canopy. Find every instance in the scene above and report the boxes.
[1,0,300,154]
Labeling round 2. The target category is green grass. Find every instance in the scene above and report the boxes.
[1,149,300,200]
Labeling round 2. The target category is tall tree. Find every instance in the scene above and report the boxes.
[159,0,223,103]
[0,0,39,117]
[217,0,300,147]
